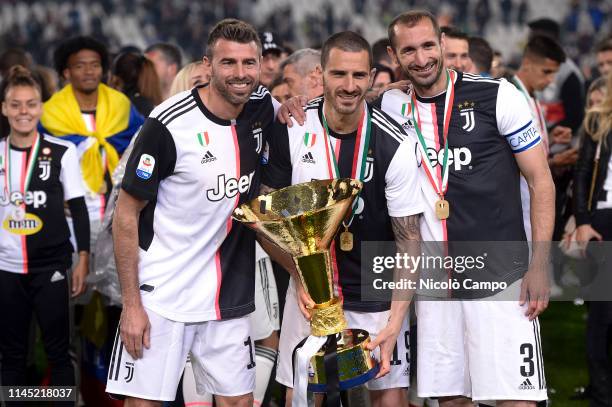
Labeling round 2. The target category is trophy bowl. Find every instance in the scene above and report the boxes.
[233,179,379,392]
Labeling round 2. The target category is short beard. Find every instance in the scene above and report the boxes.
[403,58,443,90]
[322,77,365,116]
[211,75,257,106]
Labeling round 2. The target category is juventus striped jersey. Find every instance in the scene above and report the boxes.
[263,98,423,312]
[0,135,86,274]
[377,71,541,295]
[121,85,277,322]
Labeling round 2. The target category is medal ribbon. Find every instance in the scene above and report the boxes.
[321,102,372,226]
[3,133,40,201]
[411,69,455,200]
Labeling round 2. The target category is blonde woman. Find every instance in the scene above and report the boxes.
[168,61,211,95]
[572,72,612,407]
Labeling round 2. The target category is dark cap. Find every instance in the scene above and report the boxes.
[259,31,283,55]
[527,18,560,39]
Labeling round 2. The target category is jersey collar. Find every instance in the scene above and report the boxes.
[414,71,462,103]
[192,85,233,126]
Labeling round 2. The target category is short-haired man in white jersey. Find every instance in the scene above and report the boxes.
[377,9,555,407]
[107,19,280,407]
[263,31,423,407]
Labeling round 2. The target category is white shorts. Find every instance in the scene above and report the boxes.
[105,307,256,401]
[416,281,547,402]
[250,245,280,341]
[276,279,410,391]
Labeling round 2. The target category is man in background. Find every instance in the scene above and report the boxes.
[441,26,472,72]
[595,36,612,77]
[280,48,323,100]
[467,36,493,76]
[260,31,285,88]
[145,42,182,101]
[373,38,401,79]
[41,36,144,242]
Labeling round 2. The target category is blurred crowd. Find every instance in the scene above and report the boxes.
[1,0,610,80]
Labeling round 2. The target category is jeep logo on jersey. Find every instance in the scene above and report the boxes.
[459,101,476,132]
[0,190,47,208]
[136,154,155,180]
[253,127,263,154]
[39,161,51,181]
[415,145,473,171]
[3,211,43,235]
[206,171,255,202]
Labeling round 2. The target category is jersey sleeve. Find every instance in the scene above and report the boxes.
[59,142,86,201]
[121,118,177,201]
[496,79,542,154]
[271,96,282,119]
[262,121,292,189]
[385,139,424,217]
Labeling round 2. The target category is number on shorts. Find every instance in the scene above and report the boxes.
[520,343,535,377]
[390,343,401,366]
[244,336,256,369]
[389,331,410,366]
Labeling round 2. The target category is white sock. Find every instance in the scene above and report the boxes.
[254,345,277,406]
[182,358,213,406]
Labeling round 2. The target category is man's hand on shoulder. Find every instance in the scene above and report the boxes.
[277,95,308,127]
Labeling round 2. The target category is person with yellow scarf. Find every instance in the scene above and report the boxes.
[40,36,144,240]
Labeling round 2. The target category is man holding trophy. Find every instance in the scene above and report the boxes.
[260,31,423,406]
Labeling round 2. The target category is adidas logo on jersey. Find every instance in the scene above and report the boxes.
[50,271,65,283]
[201,151,217,164]
[401,119,414,131]
[301,152,316,164]
[518,378,535,390]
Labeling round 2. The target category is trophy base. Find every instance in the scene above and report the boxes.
[307,329,379,393]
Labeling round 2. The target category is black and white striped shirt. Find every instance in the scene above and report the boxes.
[121,84,277,322]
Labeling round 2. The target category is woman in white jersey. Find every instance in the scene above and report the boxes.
[0,65,90,390]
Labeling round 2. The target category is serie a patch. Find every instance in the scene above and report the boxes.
[136,154,155,180]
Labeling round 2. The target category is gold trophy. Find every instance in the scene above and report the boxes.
[233,178,378,393]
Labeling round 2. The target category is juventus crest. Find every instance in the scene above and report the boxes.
[252,126,263,154]
[458,101,476,132]
[38,161,51,181]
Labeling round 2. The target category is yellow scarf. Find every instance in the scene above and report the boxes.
[41,84,131,193]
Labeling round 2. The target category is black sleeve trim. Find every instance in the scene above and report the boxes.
[262,121,292,189]
[67,197,90,252]
[121,118,177,202]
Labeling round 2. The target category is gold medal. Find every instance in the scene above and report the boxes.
[340,226,353,251]
[435,199,450,220]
